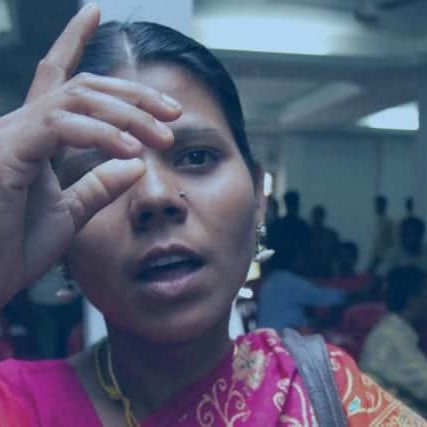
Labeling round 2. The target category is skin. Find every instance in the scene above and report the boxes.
[64,64,264,422]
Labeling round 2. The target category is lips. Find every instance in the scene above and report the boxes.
[134,245,204,297]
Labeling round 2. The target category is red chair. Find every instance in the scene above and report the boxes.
[331,302,387,361]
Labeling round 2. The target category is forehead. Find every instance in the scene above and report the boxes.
[114,63,233,137]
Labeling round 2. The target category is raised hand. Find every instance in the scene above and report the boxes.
[0,4,181,304]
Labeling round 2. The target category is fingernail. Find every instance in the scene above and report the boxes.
[80,2,96,12]
[121,158,145,173]
[121,132,142,153]
[109,158,145,175]
[161,94,181,110]
[155,120,173,141]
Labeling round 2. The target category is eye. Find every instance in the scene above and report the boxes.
[175,148,220,171]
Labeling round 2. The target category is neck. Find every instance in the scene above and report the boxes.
[105,316,232,417]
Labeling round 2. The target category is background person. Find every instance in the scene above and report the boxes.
[269,190,311,275]
[368,195,395,273]
[377,217,427,279]
[306,204,339,279]
[360,266,427,418]
[258,257,346,333]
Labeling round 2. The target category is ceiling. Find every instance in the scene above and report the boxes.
[0,0,426,138]
[193,0,427,137]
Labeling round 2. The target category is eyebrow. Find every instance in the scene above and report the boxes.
[172,127,230,146]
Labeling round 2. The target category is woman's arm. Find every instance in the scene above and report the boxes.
[0,5,181,308]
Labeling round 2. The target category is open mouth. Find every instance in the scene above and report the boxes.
[136,254,204,283]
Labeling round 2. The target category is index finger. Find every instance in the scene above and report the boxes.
[26,3,101,102]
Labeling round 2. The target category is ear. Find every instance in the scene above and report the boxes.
[252,163,267,226]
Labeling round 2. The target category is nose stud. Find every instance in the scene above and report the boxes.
[178,190,187,199]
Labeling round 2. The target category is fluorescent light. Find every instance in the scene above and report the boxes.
[358,102,419,131]
[263,172,273,196]
[193,10,342,56]
[0,0,12,34]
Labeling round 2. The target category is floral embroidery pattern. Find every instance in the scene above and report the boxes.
[330,348,427,427]
[196,378,250,427]
[232,341,266,390]
[273,378,290,411]
[278,382,313,427]
[190,331,427,426]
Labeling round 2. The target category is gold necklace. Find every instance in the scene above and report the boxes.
[94,340,139,427]
[94,339,238,427]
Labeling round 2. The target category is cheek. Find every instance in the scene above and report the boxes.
[196,163,258,263]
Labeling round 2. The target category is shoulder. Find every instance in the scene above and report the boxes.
[0,358,79,408]
[0,357,99,426]
[0,359,70,426]
[241,330,427,426]
[0,357,72,387]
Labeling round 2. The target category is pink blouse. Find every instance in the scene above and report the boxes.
[0,329,424,426]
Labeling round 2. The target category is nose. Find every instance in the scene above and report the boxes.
[128,162,187,232]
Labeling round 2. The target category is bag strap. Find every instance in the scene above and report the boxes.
[282,328,347,427]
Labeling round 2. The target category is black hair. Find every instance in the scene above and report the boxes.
[284,190,300,208]
[405,197,414,214]
[400,217,425,237]
[75,21,256,177]
[375,195,386,205]
[338,240,359,261]
[312,204,326,220]
[386,266,426,313]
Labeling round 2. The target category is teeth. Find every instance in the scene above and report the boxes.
[146,254,189,269]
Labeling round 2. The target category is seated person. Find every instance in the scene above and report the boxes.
[377,217,427,277]
[257,257,346,333]
[360,266,427,418]
[326,241,373,293]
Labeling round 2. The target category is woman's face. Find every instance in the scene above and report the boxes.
[61,64,263,343]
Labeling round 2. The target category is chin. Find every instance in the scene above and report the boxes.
[133,305,232,346]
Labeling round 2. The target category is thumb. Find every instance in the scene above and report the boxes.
[63,158,145,231]
[26,4,101,102]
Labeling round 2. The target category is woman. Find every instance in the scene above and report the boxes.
[0,4,424,426]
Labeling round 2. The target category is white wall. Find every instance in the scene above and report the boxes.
[251,132,415,269]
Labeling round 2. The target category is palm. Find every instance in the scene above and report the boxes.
[24,162,75,283]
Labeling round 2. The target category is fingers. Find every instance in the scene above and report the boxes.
[7,73,182,166]
[26,3,100,102]
[63,157,145,231]
[64,85,178,149]
[43,111,145,158]
[73,74,182,122]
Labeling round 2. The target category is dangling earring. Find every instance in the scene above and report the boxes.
[55,261,79,301]
[254,223,275,263]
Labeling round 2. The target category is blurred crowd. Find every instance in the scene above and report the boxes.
[239,191,427,418]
